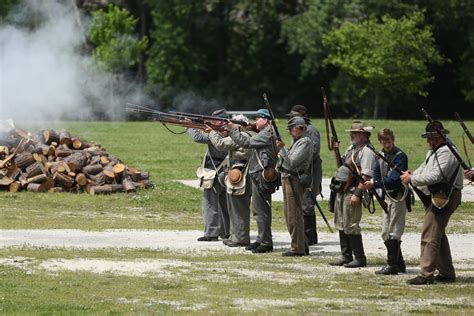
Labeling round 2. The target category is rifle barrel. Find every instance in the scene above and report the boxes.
[263,93,281,141]
[454,112,474,144]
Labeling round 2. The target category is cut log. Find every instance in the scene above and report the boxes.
[122,178,136,193]
[27,183,47,192]
[112,163,125,174]
[27,173,47,184]
[25,161,46,178]
[43,129,59,145]
[75,173,88,186]
[89,185,113,195]
[84,146,104,156]
[59,130,72,146]
[72,137,83,149]
[93,172,113,185]
[33,153,48,165]
[55,147,73,158]
[53,172,75,188]
[50,161,71,175]
[100,155,110,165]
[131,171,150,182]
[111,184,124,192]
[103,166,115,179]
[83,164,103,175]
[64,152,88,171]
[9,181,22,192]
[0,176,14,186]
[33,143,53,156]
[18,174,28,187]
[14,152,36,170]
[89,155,101,165]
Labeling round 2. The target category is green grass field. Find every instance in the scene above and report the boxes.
[1,119,473,314]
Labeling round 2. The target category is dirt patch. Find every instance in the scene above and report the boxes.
[38,258,191,276]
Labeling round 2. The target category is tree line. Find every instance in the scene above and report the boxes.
[2,0,473,118]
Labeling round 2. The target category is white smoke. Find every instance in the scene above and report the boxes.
[0,0,146,122]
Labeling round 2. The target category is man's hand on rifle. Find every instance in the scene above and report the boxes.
[275,140,285,150]
[203,124,213,133]
[464,168,474,181]
[400,170,412,184]
[362,180,374,190]
[350,194,361,206]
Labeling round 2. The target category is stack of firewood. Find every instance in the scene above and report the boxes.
[0,126,153,194]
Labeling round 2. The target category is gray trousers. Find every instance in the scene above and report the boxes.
[334,191,362,235]
[202,180,229,237]
[227,176,252,244]
[251,182,273,246]
[381,196,407,241]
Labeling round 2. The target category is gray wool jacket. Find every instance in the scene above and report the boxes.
[229,125,278,174]
[411,144,464,192]
[187,128,227,168]
[279,136,314,175]
[208,130,252,166]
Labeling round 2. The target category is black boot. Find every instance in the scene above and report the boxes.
[304,215,318,245]
[344,234,367,268]
[329,231,353,266]
[398,240,406,273]
[375,239,399,275]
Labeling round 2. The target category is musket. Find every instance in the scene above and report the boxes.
[262,93,282,141]
[322,87,342,167]
[454,112,474,144]
[420,108,470,170]
[169,110,253,127]
[322,87,387,213]
[366,144,431,208]
[126,104,227,131]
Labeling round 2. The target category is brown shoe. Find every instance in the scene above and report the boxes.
[406,275,433,285]
[282,250,305,257]
[197,236,219,242]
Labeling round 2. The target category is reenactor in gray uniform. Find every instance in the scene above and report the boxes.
[276,116,314,256]
[401,121,463,285]
[205,115,253,247]
[186,110,229,242]
[364,128,408,275]
[227,109,280,253]
[287,105,322,245]
[330,121,377,268]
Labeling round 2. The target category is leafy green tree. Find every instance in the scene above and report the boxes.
[323,12,443,117]
[87,4,148,73]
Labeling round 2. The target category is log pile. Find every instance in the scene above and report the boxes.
[0,126,154,194]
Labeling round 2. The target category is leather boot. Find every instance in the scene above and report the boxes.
[329,231,353,266]
[304,215,318,245]
[398,240,406,273]
[375,239,399,275]
[344,234,367,268]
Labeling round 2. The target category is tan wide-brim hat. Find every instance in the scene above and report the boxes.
[345,120,374,133]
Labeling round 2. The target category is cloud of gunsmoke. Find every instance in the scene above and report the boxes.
[0,0,146,123]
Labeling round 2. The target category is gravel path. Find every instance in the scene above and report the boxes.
[1,229,473,261]
[177,178,474,202]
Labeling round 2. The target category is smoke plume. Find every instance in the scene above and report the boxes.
[0,0,146,123]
